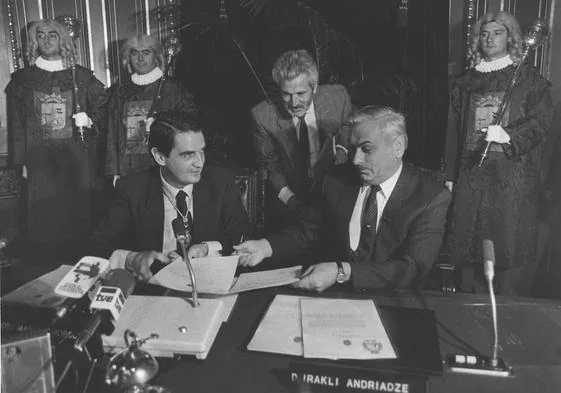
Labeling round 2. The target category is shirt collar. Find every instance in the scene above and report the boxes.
[475,54,513,73]
[361,162,403,199]
[35,57,65,72]
[131,67,163,86]
[160,169,193,203]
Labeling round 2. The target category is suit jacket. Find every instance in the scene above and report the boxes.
[268,162,452,290]
[87,165,251,258]
[251,84,352,199]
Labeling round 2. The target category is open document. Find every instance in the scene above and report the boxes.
[247,295,397,361]
[149,255,301,294]
[300,298,396,360]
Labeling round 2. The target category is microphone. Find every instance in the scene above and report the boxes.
[52,257,111,323]
[445,239,512,377]
[74,269,136,351]
[482,238,495,281]
[172,217,199,307]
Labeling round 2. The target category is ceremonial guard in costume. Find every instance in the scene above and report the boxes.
[6,19,107,259]
[444,12,552,296]
[105,35,197,180]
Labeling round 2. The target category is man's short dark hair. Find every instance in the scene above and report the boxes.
[149,111,203,157]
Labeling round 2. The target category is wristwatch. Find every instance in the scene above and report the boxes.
[335,261,346,284]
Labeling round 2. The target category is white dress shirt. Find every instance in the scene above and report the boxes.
[349,163,403,251]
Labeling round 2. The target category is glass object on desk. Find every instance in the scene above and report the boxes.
[437,263,456,293]
[105,329,171,393]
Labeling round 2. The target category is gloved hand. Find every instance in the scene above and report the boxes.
[482,125,510,144]
[146,117,155,132]
[72,112,93,128]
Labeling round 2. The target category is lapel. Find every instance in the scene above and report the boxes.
[273,103,299,169]
[313,87,331,144]
[375,163,415,258]
[144,168,165,251]
[192,168,213,240]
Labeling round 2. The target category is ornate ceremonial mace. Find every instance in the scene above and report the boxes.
[478,19,549,167]
[147,35,182,118]
[56,15,86,142]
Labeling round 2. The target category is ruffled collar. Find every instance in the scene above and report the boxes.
[475,55,513,73]
[131,67,163,86]
[35,57,65,72]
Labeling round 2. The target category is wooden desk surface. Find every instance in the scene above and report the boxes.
[2,261,561,392]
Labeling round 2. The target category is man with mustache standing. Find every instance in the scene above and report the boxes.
[236,106,451,292]
[88,111,250,281]
[251,50,352,231]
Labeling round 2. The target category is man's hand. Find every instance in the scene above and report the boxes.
[233,239,273,267]
[72,112,93,128]
[125,250,169,281]
[482,125,510,144]
[445,181,454,192]
[292,262,338,293]
[187,243,209,259]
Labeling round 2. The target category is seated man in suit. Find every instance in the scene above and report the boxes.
[236,106,451,291]
[251,49,352,229]
[88,110,251,281]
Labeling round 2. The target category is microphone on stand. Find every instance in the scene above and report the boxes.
[445,239,512,377]
[55,269,136,391]
[172,217,199,307]
[74,269,136,351]
[52,257,111,325]
[482,239,499,368]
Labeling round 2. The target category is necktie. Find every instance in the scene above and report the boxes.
[352,185,381,262]
[175,190,193,254]
[298,116,310,172]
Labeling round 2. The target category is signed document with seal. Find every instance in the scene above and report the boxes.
[300,298,397,360]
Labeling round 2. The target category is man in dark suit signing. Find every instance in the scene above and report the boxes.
[88,111,251,281]
[251,50,352,228]
[236,106,451,291]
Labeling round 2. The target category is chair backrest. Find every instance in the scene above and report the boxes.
[234,167,267,236]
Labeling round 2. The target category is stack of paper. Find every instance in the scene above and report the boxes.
[247,295,397,360]
[149,255,301,294]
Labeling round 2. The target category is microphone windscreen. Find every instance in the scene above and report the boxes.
[482,239,495,263]
[172,217,186,238]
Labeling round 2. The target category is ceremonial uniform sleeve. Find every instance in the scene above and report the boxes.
[503,70,553,159]
[444,80,463,182]
[6,77,26,168]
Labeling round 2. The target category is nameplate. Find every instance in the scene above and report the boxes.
[289,362,427,393]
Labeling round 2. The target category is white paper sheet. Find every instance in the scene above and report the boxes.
[247,294,308,356]
[2,265,72,308]
[300,298,397,360]
[149,255,239,294]
[229,266,301,293]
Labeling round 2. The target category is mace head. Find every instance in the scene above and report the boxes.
[524,19,549,50]
[55,15,81,40]
[164,35,182,58]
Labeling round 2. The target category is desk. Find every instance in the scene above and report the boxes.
[3,261,561,393]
